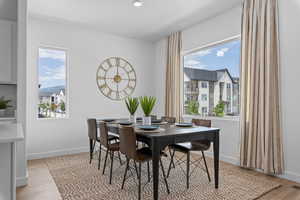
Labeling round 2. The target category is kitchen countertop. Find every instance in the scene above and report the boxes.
[0,123,24,143]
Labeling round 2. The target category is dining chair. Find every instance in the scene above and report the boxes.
[87,119,119,170]
[161,116,176,124]
[167,119,211,189]
[119,126,170,200]
[98,121,123,184]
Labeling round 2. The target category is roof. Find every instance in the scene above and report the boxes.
[184,67,238,83]
[39,85,65,97]
[184,68,218,82]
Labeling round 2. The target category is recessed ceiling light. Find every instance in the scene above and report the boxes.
[133,0,143,7]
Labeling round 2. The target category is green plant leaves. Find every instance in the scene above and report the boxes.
[0,96,11,109]
[125,97,139,115]
[139,96,156,116]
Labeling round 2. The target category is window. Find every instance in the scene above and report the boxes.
[183,37,240,117]
[201,94,207,101]
[38,48,67,119]
[202,107,208,114]
[201,82,208,88]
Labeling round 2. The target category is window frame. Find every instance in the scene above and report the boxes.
[36,45,70,120]
[181,35,241,119]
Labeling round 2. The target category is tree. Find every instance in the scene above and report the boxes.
[213,101,225,117]
[187,100,199,115]
[60,101,66,112]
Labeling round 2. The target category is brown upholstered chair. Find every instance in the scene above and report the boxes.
[119,126,170,200]
[87,119,119,170]
[161,116,176,124]
[98,121,122,184]
[167,119,212,189]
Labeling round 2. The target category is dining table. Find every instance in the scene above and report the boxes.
[97,119,220,200]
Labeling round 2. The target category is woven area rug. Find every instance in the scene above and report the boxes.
[45,152,281,200]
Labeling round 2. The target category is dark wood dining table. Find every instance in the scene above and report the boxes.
[97,119,220,200]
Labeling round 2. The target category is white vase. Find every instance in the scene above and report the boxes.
[142,116,151,125]
[130,114,136,123]
[0,109,5,117]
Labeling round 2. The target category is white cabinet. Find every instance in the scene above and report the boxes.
[0,20,16,83]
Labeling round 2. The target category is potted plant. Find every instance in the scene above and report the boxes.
[0,96,11,117]
[125,97,139,123]
[139,96,156,125]
[213,101,225,117]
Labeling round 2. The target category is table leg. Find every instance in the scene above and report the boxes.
[213,131,220,189]
[152,140,160,200]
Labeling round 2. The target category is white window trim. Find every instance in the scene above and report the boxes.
[36,45,70,120]
[181,35,241,120]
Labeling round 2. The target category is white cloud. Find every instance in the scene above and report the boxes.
[39,48,66,61]
[216,48,229,57]
[185,60,200,66]
[193,49,211,57]
[40,65,65,82]
[184,59,206,69]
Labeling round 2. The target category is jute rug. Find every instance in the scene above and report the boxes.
[45,152,281,200]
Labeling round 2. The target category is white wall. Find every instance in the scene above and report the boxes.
[0,0,17,21]
[27,17,156,159]
[278,0,300,182]
[154,1,300,183]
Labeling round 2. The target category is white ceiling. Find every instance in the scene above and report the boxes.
[28,0,241,41]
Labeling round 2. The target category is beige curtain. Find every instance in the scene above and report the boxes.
[240,0,284,174]
[165,32,183,122]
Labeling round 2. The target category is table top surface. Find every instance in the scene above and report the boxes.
[97,119,220,138]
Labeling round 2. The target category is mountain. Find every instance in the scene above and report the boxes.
[39,85,65,97]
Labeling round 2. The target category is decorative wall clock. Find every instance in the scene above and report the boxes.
[96,57,136,101]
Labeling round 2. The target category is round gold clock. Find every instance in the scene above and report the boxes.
[96,57,136,101]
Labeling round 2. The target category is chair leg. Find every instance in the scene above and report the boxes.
[201,151,211,182]
[118,151,123,165]
[121,158,130,189]
[138,162,142,200]
[134,161,139,178]
[167,149,176,178]
[102,149,109,175]
[168,146,175,168]
[187,151,190,189]
[89,139,93,164]
[147,161,150,182]
[98,144,102,170]
[109,151,114,184]
[160,158,170,194]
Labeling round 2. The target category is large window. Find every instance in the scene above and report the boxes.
[38,47,68,119]
[183,37,240,117]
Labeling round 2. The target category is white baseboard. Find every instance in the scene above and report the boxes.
[279,171,300,183]
[27,146,89,160]
[16,172,28,187]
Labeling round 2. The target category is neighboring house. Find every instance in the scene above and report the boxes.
[39,85,66,111]
[184,68,239,116]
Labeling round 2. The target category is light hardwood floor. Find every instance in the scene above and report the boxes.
[17,156,300,200]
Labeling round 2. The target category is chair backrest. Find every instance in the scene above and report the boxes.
[119,126,137,159]
[99,122,109,147]
[151,115,157,120]
[192,119,211,127]
[87,118,97,140]
[191,119,211,150]
[161,116,176,124]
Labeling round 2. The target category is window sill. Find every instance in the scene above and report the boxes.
[183,114,240,122]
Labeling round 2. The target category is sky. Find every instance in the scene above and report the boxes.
[184,39,241,78]
[38,48,66,89]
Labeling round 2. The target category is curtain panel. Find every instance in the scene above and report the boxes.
[240,0,284,174]
[165,32,183,122]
